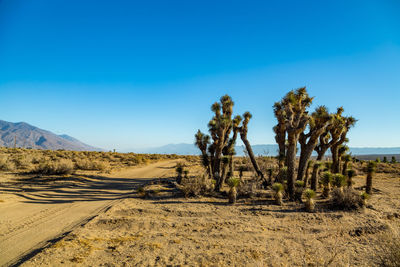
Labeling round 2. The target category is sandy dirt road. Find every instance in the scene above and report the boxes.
[0,160,179,266]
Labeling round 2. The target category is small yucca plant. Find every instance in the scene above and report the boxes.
[332,174,346,188]
[294,180,305,202]
[272,183,284,205]
[321,171,333,198]
[227,177,240,204]
[304,189,316,212]
[360,192,370,207]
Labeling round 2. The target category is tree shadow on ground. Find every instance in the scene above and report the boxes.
[0,174,169,204]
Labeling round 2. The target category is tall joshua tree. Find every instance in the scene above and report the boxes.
[297,106,331,182]
[195,95,257,192]
[311,107,356,186]
[195,95,238,191]
[330,113,356,174]
[275,88,313,200]
[239,112,264,180]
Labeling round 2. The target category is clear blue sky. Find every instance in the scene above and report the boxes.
[1,0,399,151]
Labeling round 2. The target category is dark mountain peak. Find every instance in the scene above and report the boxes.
[0,119,101,151]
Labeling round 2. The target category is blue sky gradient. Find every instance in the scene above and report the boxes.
[1,0,399,150]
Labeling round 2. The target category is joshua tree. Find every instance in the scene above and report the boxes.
[304,189,316,212]
[366,161,376,195]
[239,112,264,181]
[275,88,313,200]
[297,106,331,181]
[195,130,212,179]
[321,171,333,198]
[272,183,284,205]
[312,107,356,176]
[347,169,356,188]
[194,95,241,191]
[310,161,323,191]
[329,112,356,174]
[227,177,240,204]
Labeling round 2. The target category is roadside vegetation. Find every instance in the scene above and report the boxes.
[0,147,193,175]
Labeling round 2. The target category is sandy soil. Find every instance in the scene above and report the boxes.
[18,171,400,267]
[0,160,180,266]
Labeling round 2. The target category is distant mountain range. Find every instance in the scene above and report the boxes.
[128,143,400,157]
[0,120,101,151]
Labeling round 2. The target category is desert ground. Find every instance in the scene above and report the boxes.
[0,151,399,266]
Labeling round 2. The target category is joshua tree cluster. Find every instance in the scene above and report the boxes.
[194,89,374,209]
[194,95,263,193]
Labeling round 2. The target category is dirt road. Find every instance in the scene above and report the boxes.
[0,160,179,266]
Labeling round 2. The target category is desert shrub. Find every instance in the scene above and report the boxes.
[0,155,15,171]
[32,159,74,175]
[75,159,109,171]
[237,179,258,198]
[330,187,364,210]
[13,155,32,169]
[377,229,400,267]
[180,175,213,197]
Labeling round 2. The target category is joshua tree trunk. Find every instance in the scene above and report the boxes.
[331,144,340,173]
[366,173,373,195]
[286,135,297,200]
[310,163,319,191]
[229,156,234,179]
[297,145,314,181]
[342,161,348,176]
[240,135,264,180]
[220,162,228,186]
[240,112,264,181]
[304,161,311,186]
[228,187,237,204]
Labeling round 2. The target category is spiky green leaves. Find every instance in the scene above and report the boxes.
[227,177,240,188]
[304,189,316,199]
[195,130,210,153]
[272,182,284,193]
[332,174,346,188]
[321,171,333,186]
